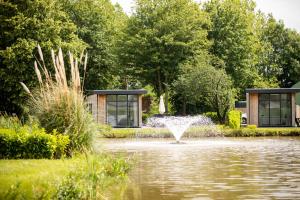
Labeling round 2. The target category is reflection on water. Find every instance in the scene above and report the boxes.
[101,138,300,200]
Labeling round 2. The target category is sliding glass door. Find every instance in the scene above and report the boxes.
[258,94,291,127]
[106,95,139,127]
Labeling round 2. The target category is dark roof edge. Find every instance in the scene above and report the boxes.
[88,89,147,95]
[246,88,300,94]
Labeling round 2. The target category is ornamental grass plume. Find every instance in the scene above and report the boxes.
[21,45,95,154]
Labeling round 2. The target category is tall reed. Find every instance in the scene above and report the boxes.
[21,45,96,154]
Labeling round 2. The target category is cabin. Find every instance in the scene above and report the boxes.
[87,90,147,128]
[246,88,300,127]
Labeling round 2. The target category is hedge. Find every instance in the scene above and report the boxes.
[0,127,69,159]
[227,110,241,129]
[223,127,300,137]
[98,125,300,138]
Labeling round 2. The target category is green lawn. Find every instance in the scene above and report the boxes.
[0,154,131,200]
[98,126,300,138]
[0,158,80,199]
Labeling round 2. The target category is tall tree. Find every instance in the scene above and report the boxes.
[118,0,211,112]
[0,0,86,116]
[204,0,261,97]
[259,15,300,87]
[63,0,128,90]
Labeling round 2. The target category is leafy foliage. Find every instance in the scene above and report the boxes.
[173,54,235,122]
[227,110,241,129]
[63,0,127,90]
[23,47,96,154]
[118,0,211,112]
[56,154,132,199]
[0,127,69,159]
[204,0,266,96]
[0,0,86,116]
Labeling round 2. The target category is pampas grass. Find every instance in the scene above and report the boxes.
[21,46,96,154]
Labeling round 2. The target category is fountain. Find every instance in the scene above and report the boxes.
[147,115,216,143]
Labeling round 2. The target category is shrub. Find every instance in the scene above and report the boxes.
[56,154,132,199]
[227,110,241,129]
[247,124,257,129]
[203,112,219,123]
[0,127,69,159]
[21,47,97,154]
[0,115,22,131]
[222,127,300,137]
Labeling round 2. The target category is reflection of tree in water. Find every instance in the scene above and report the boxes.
[118,139,300,199]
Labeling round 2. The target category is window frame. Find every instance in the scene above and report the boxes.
[106,94,139,128]
[258,93,292,127]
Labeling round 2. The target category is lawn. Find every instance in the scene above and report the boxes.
[98,126,300,138]
[0,158,81,199]
[0,154,131,200]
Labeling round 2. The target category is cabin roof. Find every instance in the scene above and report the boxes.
[89,89,147,95]
[246,88,300,94]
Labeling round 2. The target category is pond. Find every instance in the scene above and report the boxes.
[100,138,300,199]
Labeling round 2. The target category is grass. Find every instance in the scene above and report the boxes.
[223,127,300,137]
[21,46,96,153]
[0,159,78,199]
[98,125,300,138]
[98,125,222,138]
[0,154,132,200]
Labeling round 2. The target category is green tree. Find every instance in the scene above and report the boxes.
[173,53,235,122]
[259,15,300,87]
[0,0,86,116]
[63,0,128,90]
[118,0,211,113]
[204,0,261,97]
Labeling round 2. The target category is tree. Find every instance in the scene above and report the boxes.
[0,0,86,116]
[259,15,300,87]
[63,0,128,90]
[173,53,235,122]
[204,0,261,97]
[118,0,211,113]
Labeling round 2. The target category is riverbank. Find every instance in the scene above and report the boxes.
[0,154,131,199]
[98,126,300,138]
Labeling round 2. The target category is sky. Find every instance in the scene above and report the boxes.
[111,0,300,32]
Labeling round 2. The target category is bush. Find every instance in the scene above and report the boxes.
[223,127,300,137]
[21,48,97,154]
[0,115,22,131]
[227,110,241,129]
[56,154,132,199]
[203,112,219,123]
[247,124,257,129]
[0,127,69,159]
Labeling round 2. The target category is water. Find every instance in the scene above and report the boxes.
[101,138,300,200]
[147,116,216,142]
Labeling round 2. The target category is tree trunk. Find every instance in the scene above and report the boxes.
[164,74,169,114]
[182,98,187,116]
[157,69,162,96]
[165,85,169,114]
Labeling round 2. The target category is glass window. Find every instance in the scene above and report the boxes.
[117,102,127,126]
[118,95,127,102]
[259,100,269,126]
[128,95,138,102]
[128,102,138,127]
[260,94,269,101]
[106,95,139,127]
[107,102,117,126]
[259,93,291,127]
[107,95,116,102]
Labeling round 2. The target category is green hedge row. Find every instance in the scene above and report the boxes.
[223,127,300,137]
[98,125,300,138]
[0,127,69,159]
